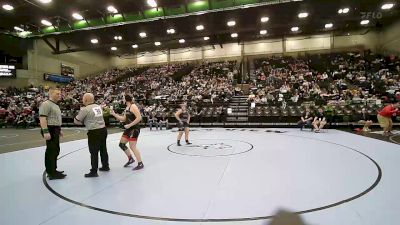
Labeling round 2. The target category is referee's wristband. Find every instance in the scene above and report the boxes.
[42,128,49,133]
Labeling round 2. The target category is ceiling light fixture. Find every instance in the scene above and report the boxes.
[227,21,236,27]
[41,19,52,26]
[132,44,138,48]
[381,3,394,10]
[154,41,161,46]
[14,26,24,32]
[111,47,117,51]
[291,26,299,32]
[167,28,175,34]
[260,30,267,35]
[325,23,333,29]
[147,0,157,8]
[338,7,349,14]
[2,4,14,11]
[179,39,185,43]
[107,5,118,14]
[261,17,269,23]
[72,13,84,20]
[298,12,309,18]
[91,39,99,44]
[231,33,238,38]
[38,0,52,4]
[196,25,204,30]
[203,36,210,40]
[360,20,370,25]
[139,32,147,38]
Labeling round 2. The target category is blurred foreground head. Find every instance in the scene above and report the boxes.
[268,209,306,225]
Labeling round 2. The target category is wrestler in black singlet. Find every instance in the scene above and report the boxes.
[178,109,190,131]
[122,105,140,141]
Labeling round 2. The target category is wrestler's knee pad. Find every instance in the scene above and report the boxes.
[119,142,128,151]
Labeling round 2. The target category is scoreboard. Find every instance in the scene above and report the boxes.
[0,65,16,78]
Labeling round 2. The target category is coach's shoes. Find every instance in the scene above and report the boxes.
[84,172,99,178]
[124,157,135,167]
[186,140,192,145]
[99,167,110,172]
[48,170,65,176]
[177,141,182,146]
[48,173,66,180]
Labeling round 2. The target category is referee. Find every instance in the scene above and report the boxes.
[39,88,66,180]
[74,93,109,178]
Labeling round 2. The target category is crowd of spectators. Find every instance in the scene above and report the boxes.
[3,51,398,130]
[0,61,237,128]
[250,51,400,107]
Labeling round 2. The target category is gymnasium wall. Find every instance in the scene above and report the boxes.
[1,30,384,88]
[170,47,203,62]
[2,39,112,88]
[136,51,169,65]
[244,39,283,55]
[111,55,137,68]
[380,19,400,55]
[110,32,379,67]
[30,40,111,77]
[332,32,379,51]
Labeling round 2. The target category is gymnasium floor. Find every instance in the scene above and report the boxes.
[0,127,399,225]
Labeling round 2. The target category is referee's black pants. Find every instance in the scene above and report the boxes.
[44,126,61,176]
[87,127,108,173]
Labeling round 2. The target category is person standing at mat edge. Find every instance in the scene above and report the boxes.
[175,102,192,146]
[110,95,144,170]
[39,88,66,180]
[74,93,109,178]
[377,102,399,136]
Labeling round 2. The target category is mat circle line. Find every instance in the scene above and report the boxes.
[42,133,382,222]
[167,139,254,157]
